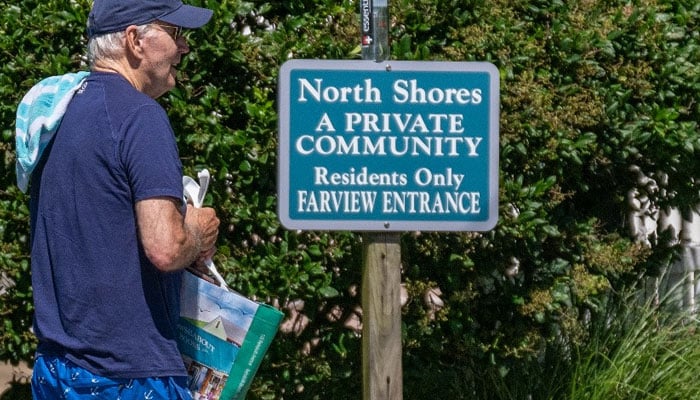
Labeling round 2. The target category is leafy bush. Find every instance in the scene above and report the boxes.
[1,0,698,398]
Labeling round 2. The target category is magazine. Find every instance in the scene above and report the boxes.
[178,270,283,400]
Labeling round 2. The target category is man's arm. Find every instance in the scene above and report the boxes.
[135,197,219,272]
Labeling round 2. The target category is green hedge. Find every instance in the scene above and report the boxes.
[1,0,698,398]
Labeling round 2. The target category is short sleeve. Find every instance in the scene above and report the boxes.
[119,103,183,203]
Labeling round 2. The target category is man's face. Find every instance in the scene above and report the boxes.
[139,22,189,98]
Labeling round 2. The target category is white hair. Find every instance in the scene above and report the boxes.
[87,24,153,68]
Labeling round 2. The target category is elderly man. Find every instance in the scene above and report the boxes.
[23,0,220,398]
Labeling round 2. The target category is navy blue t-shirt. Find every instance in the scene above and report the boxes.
[30,72,187,379]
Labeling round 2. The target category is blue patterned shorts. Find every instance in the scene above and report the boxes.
[31,354,193,400]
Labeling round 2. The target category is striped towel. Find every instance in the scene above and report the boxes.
[15,72,90,192]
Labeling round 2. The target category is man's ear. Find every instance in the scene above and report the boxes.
[124,25,145,59]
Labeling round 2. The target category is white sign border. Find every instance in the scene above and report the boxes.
[278,60,500,232]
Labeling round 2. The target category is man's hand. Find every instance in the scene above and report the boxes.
[185,204,219,254]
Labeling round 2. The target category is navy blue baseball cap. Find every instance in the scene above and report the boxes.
[87,0,213,38]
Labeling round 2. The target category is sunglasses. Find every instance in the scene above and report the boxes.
[152,22,183,40]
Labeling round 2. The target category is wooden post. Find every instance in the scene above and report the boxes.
[362,232,403,400]
[360,0,399,398]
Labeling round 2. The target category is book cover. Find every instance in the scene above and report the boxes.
[178,271,283,400]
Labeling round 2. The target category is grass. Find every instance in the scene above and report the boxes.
[567,285,700,400]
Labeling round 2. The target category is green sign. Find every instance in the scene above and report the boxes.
[278,60,499,231]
